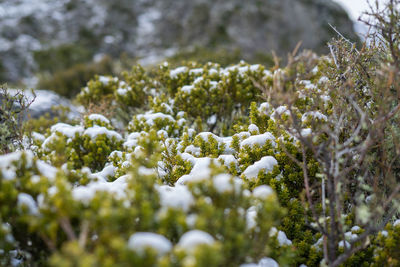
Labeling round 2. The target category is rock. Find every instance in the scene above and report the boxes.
[1,89,81,120]
[152,0,358,57]
[0,0,358,82]
[24,89,81,119]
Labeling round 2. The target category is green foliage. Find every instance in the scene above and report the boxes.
[3,4,400,262]
[6,50,400,265]
[167,47,243,67]
[77,65,156,121]
[372,223,400,266]
[167,47,275,69]
[3,54,400,265]
[37,114,123,171]
[33,44,93,74]
[37,56,113,98]
[0,127,286,266]
[79,60,270,135]
[0,60,6,82]
[23,105,79,134]
[159,138,192,185]
[171,62,266,132]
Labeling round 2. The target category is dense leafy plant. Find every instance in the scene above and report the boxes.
[33,44,94,74]
[37,56,114,98]
[2,1,400,266]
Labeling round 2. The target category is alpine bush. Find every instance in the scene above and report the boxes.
[2,1,400,266]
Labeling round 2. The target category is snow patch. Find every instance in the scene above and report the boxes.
[246,206,257,229]
[128,232,172,256]
[83,126,122,141]
[248,124,260,134]
[181,85,195,94]
[17,193,39,215]
[213,174,243,193]
[269,227,292,246]
[72,176,128,204]
[218,154,238,169]
[88,114,110,125]
[50,123,84,138]
[240,132,275,149]
[0,151,34,180]
[252,185,274,199]
[36,160,58,181]
[178,230,215,251]
[170,66,188,78]
[156,185,194,211]
[301,111,327,122]
[137,112,175,126]
[242,156,278,180]
[176,157,218,185]
[241,257,279,267]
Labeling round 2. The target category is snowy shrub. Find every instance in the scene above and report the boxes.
[1,54,394,266]
[77,75,121,106]
[37,114,123,171]
[2,2,400,265]
[0,129,287,266]
[371,221,400,266]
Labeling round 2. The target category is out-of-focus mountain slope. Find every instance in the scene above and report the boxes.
[0,0,358,83]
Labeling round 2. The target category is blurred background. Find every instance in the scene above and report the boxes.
[0,0,378,99]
